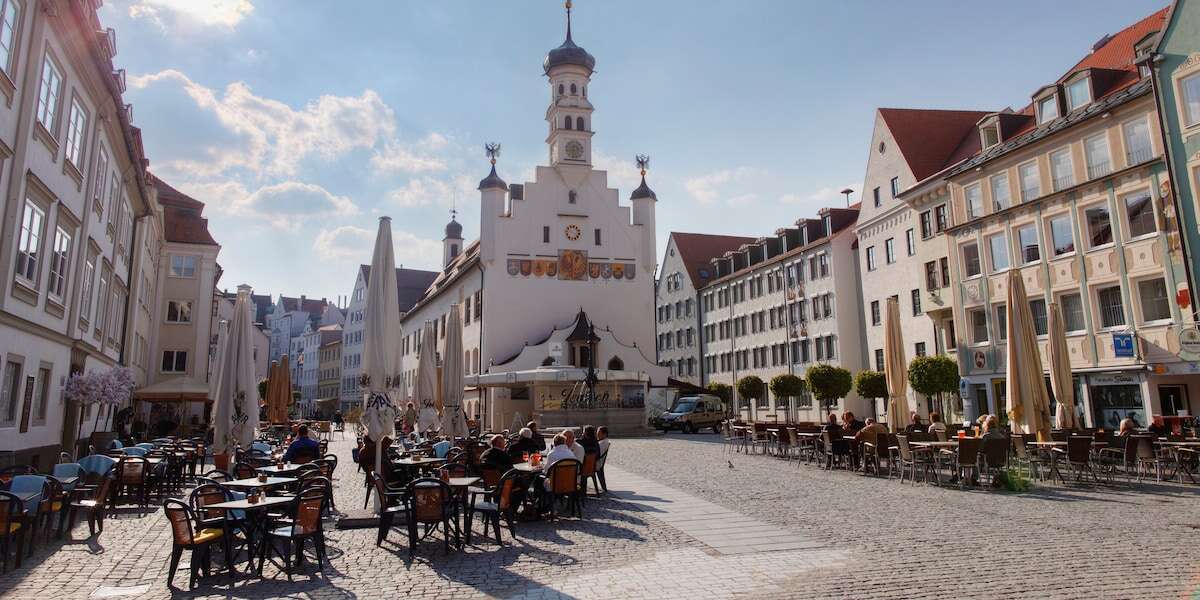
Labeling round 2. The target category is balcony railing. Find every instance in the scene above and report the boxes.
[1052,174,1075,192]
[1126,146,1153,166]
[1020,187,1039,202]
[1086,160,1112,180]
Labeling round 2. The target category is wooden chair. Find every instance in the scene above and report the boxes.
[579,453,599,496]
[0,490,27,572]
[163,499,234,590]
[259,481,330,580]
[68,477,112,538]
[404,478,456,557]
[114,457,151,508]
[545,459,583,519]
[467,469,522,545]
[370,472,408,547]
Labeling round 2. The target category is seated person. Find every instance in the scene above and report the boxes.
[544,434,576,469]
[507,428,542,459]
[927,412,948,437]
[1147,415,1168,436]
[527,421,546,448]
[980,415,1007,442]
[905,412,925,433]
[579,425,601,456]
[1118,417,1137,437]
[854,418,888,445]
[283,425,321,463]
[821,413,852,466]
[481,434,516,470]
[563,429,586,461]
[595,426,611,492]
[842,411,865,433]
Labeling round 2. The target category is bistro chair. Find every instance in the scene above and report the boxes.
[259,481,330,580]
[114,456,151,508]
[0,490,27,572]
[52,463,84,494]
[1099,435,1139,483]
[232,462,258,481]
[370,472,408,547]
[579,453,600,496]
[122,447,149,457]
[34,476,68,541]
[404,478,456,557]
[1010,435,1048,481]
[467,469,522,545]
[1059,436,1100,483]
[954,437,982,490]
[1134,436,1165,482]
[820,432,852,471]
[78,455,117,483]
[981,437,1009,488]
[0,466,36,486]
[895,435,936,485]
[7,475,48,547]
[68,477,112,538]
[545,458,583,519]
[438,463,470,480]
[163,499,234,590]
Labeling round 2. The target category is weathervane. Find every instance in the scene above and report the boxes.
[636,154,650,176]
[485,142,501,165]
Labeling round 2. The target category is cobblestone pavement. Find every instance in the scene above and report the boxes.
[3,433,1197,599]
[609,433,1200,600]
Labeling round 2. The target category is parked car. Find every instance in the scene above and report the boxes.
[651,394,723,433]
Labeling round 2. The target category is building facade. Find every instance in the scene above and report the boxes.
[701,207,868,421]
[316,327,341,416]
[654,232,754,386]
[0,1,157,466]
[939,8,1199,427]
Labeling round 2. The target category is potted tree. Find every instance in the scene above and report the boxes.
[907,355,960,419]
[769,374,805,423]
[736,376,765,421]
[854,370,888,422]
[705,382,733,418]
[805,364,852,414]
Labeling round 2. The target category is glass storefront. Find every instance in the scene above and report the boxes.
[1089,374,1145,429]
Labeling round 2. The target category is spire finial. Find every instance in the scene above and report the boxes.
[565,0,573,41]
[485,142,501,166]
[636,154,650,177]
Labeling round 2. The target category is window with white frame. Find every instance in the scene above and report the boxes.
[1029,298,1048,336]
[1018,161,1040,202]
[1181,72,1200,128]
[865,246,876,271]
[969,308,989,343]
[170,255,196,277]
[165,300,192,324]
[1,359,20,425]
[1061,292,1086,332]
[994,304,1007,341]
[35,53,61,131]
[1048,214,1075,256]
[92,147,108,214]
[1084,133,1111,179]
[1038,95,1059,124]
[64,97,87,167]
[990,173,1011,211]
[1084,204,1113,248]
[818,253,828,277]
[1050,148,1074,191]
[1124,191,1156,238]
[885,238,895,264]
[47,226,70,300]
[161,350,187,373]
[95,270,108,335]
[1137,278,1171,323]
[15,199,44,285]
[1066,77,1091,111]
[987,233,1010,272]
[1016,224,1040,264]
[870,300,880,326]
[965,183,983,218]
[905,228,915,256]
[1096,285,1125,329]
[79,254,95,323]
[962,242,981,278]
[1122,117,1152,165]
[0,0,20,77]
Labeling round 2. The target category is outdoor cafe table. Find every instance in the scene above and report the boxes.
[222,476,297,492]
[511,462,543,473]
[207,495,294,575]
[910,441,960,449]
[1156,441,1200,483]
[255,463,306,476]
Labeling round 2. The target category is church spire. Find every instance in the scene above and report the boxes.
[565,0,573,42]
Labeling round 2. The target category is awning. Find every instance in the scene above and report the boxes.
[132,376,212,402]
[466,367,650,388]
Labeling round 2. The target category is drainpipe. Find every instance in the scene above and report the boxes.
[476,261,486,429]
[117,217,137,365]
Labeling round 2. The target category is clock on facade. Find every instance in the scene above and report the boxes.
[565,140,584,160]
[565,224,581,240]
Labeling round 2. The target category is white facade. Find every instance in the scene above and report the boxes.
[654,236,701,384]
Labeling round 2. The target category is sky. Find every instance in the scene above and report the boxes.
[101,0,1168,303]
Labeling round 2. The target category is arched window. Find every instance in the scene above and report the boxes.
[558,83,564,95]
[570,83,577,95]
[450,244,459,258]
[563,116,572,130]
[576,117,585,131]
[607,356,624,371]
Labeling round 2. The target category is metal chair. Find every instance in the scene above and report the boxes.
[258,480,330,580]
[163,499,234,590]
[404,478,456,557]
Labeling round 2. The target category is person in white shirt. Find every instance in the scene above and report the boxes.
[597,426,610,456]
[543,434,576,469]
[563,429,585,461]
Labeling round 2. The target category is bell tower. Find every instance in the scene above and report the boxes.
[544,1,595,167]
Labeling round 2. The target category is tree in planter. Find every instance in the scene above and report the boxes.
[736,376,766,415]
[805,364,852,413]
[854,370,888,420]
[907,355,960,419]
[706,382,732,415]
[769,374,805,421]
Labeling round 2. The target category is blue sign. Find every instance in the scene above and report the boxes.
[1112,333,1135,358]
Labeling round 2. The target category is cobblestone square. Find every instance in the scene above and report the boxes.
[1,434,1198,599]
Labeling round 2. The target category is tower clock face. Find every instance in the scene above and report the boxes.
[565,140,584,160]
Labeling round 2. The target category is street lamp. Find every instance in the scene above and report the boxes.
[840,188,854,208]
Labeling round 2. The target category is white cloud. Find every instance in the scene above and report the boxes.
[386,175,475,208]
[780,184,857,207]
[177,179,357,230]
[593,151,644,193]
[129,0,254,29]
[726,193,758,207]
[130,69,396,178]
[370,141,447,174]
[684,167,761,205]
[312,225,441,270]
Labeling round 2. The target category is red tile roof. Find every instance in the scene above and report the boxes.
[1061,8,1167,80]
[151,174,218,246]
[670,232,757,287]
[878,108,994,181]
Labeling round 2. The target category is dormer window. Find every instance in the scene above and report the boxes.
[1037,94,1059,124]
[1135,34,1154,78]
[1065,76,1091,111]
[981,125,999,149]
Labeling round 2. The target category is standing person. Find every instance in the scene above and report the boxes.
[402,402,417,434]
[595,426,611,493]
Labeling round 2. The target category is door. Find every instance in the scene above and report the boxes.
[1158,385,1187,416]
